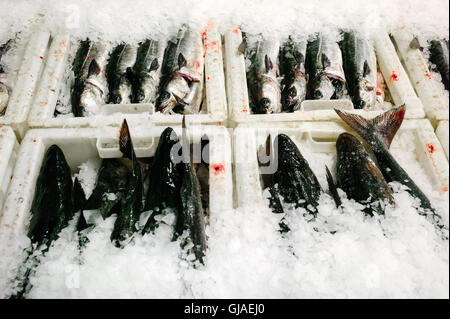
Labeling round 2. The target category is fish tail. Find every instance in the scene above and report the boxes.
[325,165,341,208]
[119,119,134,160]
[335,105,406,148]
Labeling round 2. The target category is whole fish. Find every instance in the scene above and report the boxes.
[110,120,143,247]
[340,32,377,109]
[247,37,281,113]
[279,37,307,112]
[335,132,395,215]
[335,106,448,236]
[0,40,12,115]
[106,43,138,104]
[271,134,322,215]
[306,35,337,100]
[12,145,74,298]
[142,127,183,234]
[428,39,449,90]
[72,41,110,116]
[175,117,207,264]
[132,39,165,103]
[157,27,205,114]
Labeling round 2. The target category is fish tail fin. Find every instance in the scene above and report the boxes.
[325,165,341,208]
[335,105,405,148]
[119,119,135,160]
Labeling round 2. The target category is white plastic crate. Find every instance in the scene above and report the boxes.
[27,23,227,129]
[0,18,50,139]
[391,29,449,125]
[224,28,425,125]
[0,126,19,211]
[0,124,232,254]
[233,119,448,209]
[436,120,449,160]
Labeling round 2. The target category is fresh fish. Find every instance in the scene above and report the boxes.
[279,37,307,112]
[428,39,449,90]
[132,39,165,103]
[84,158,130,219]
[175,117,207,264]
[72,41,110,116]
[335,132,395,215]
[247,37,282,113]
[306,35,337,100]
[12,145,74,298]
[106,43,138,104]
[340,32,377,109]
[142,127,183,234]
[335,106,448,236]
[0,40,12,115]
[157,27,205,114]
[271,134,322,215]
[110,120,143,247]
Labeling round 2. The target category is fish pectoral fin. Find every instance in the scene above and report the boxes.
[325,166,341,208]
[264,55,274,73]
[149,58,159,72]
[87,59,101,77]
[363,60,371,77]
[178,53,187,69]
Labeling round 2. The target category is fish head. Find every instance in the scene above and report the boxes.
[156,91,178,113]
[312,74,334,100]
[281,77,306,111]
[336,132,366,159]
[258,75,280,113]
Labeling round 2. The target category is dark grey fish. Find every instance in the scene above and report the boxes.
[429,39,449,90]
[335,106,448,237]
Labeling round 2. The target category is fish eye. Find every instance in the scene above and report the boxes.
[260,98,271,108]
[288,87,297,98]
[314,90,323,99]
[159,91,171,101]
[357,100,366,108]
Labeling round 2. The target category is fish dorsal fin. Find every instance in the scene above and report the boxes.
[264,54,273,73]
[325,165,341,208]
[178,53,187,69]
[335,105,405,148]
[322,53,330,69]
[149,58,159,72]
[119,119,136,162]
[88,59,101,77]
[363,60,371,77]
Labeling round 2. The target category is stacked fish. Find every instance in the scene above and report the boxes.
[71,26,205,117]
[0,39,12,116]
[11,119,208,299]
[262,107,447,238]
[244,31,386,114]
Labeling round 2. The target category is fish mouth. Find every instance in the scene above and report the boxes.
[176,71,200,83]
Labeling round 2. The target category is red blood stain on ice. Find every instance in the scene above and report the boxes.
[33,139,36,143]
[242,108,248,112]
[425,72,432,79]
[232,28,239,34]
[212,163,225,175]
[207,76,211,80]
[426,143,435,153]
[40,56,44,60]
